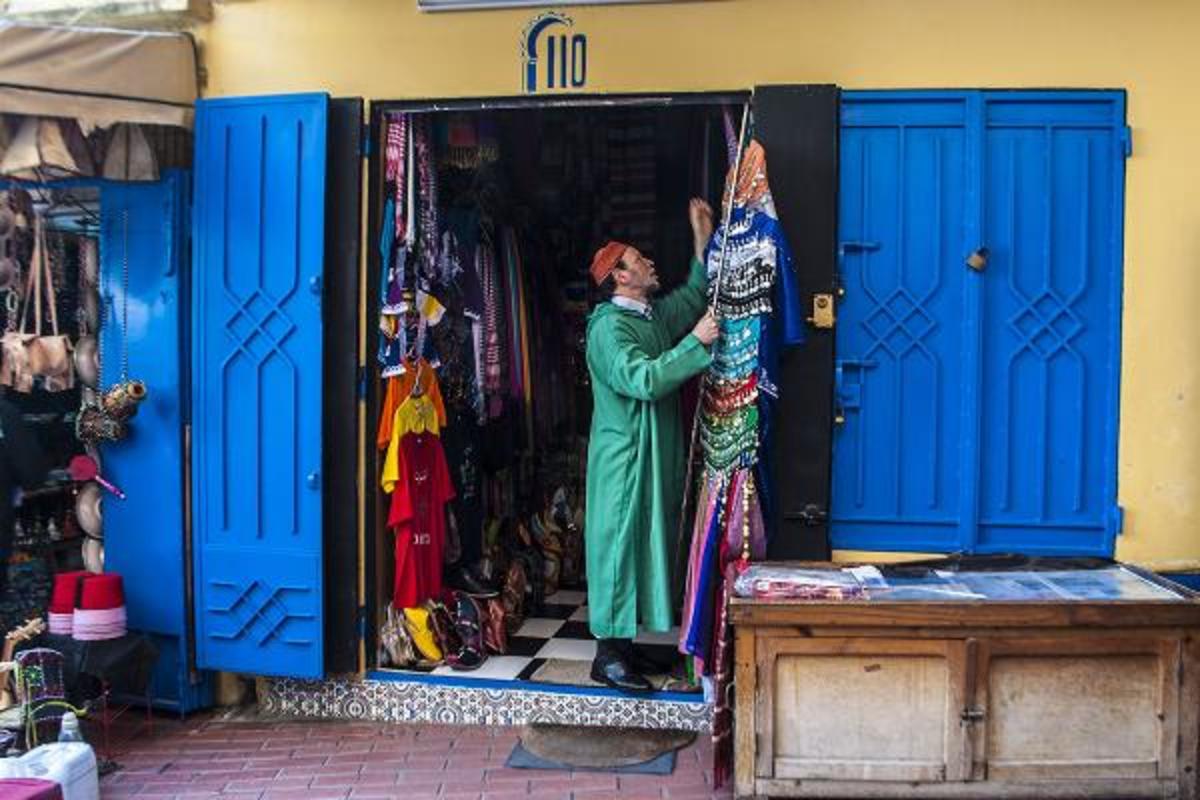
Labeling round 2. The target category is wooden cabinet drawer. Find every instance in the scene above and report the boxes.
[973,637,1180,782]
[756,637,971,783]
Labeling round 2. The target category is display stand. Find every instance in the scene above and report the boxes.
[730,563,1200,800]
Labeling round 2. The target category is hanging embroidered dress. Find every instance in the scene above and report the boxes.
[678,138,805,787]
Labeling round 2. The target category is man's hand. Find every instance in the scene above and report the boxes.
[691,309,719,346]
[689,198,714,261]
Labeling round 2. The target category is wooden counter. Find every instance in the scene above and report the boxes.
[731,584,1200,799]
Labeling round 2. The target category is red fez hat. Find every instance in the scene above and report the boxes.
[49,571,89,615]
[79,573,125,611]
[590,241,629,286]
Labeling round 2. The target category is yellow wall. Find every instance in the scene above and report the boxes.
[194,0,1200,570]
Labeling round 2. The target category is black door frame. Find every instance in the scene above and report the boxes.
[354,88,835,670]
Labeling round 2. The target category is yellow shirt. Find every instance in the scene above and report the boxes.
[381,395,441,493]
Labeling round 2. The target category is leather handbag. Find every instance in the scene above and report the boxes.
[379,605,416,668]
[425,599,462,657]
[1,215,72,392]
[446,592,486,671]
[483,597,508,655]
[501,559,527,635]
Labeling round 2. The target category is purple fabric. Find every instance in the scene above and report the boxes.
[0,779,64,800]
[681,477,725,664]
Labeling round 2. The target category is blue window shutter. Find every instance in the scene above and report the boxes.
[832,94,973,552]
[831,91,1125,557]
[975,92,1125,556]
[191,94,328,679]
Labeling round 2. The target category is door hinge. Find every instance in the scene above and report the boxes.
[360,123,372,158]
[356,366,369,400]
[1119,126,1133,159]
[356,605,367,641]
[1108,504,1125,537]
[784,504,828,527]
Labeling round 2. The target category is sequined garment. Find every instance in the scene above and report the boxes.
[684,138,803,791]
[414,115,439,283]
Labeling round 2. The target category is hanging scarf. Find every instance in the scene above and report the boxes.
[414,115,439,282]
[480,237,503,398]
[722,107,738,169]
[386,114,409,244]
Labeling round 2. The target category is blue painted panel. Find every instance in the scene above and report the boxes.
[832,97,971,551]
[192,94,327,679]
[100,173,188,636]
[978,95,1125,555]
[101,173,213,714]
[832,91,1125,556]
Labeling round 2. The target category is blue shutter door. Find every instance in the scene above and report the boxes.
[192,94,327,678]
[977,94,1126,555]
[831,91,1125,556]
[101,173,188,637]
[832,96,972,551]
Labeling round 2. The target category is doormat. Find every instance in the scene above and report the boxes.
[528,658,700,693]
[506,724,695,773]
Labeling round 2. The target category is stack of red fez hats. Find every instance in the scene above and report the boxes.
[48,572,127,641]
[48,571,89,635]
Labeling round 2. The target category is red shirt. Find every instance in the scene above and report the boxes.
[388,432,455,609]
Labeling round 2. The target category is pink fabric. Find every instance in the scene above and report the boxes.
[0,778,64,800]
[386,115,409,244]
[72,605,127,641]
[47,611,73,635]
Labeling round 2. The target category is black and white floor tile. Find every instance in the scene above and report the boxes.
[384,588,683,687]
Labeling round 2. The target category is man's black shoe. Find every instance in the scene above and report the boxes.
[447,565,498,598]
[590,653,654,694]
[629,644,676,676]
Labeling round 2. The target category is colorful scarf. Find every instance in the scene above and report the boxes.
[385,114,409,244]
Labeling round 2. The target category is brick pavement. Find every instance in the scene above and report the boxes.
[97,715,734,799]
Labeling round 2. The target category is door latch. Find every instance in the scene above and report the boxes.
[837,241,881,298]
[834,359,877,425]
[966,247,989,272]
[785,504,829,526]
[806,294,835,329]
[961,708,986,723]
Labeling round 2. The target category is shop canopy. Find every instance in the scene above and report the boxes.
[0,21,197,129]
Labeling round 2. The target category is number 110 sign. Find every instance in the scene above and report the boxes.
[522,12,588,94]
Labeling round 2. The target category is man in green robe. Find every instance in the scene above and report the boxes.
[584,198,718,692]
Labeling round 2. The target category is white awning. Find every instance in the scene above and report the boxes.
[0,21,197,129]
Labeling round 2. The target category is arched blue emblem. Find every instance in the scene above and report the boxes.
[522,11,587,94]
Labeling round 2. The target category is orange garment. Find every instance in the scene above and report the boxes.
[375,358,446,450]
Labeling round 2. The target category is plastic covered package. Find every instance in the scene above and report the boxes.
[733,566,867,600]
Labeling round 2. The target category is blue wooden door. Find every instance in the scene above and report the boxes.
[832,95,973,551]
[192,94,328,678]
[101,174,188,638]
[977,95,1126,554]
[832,91,1126,556]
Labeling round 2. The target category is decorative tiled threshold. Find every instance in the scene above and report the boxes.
[260,673,713,732]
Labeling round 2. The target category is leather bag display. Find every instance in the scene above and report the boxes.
[1,215,73,392]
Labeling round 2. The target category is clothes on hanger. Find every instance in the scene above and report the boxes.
[387,430,455,609]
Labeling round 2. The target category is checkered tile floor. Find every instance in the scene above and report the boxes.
[384,589,684,685]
